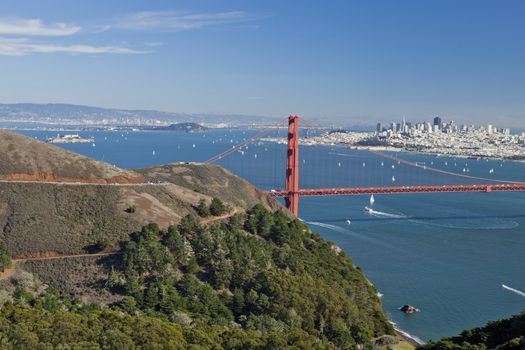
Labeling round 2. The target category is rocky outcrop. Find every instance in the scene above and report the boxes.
[399,305,419,314]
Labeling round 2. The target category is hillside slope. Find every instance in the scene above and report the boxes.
[0,130,141,182]
[0,131,278,257]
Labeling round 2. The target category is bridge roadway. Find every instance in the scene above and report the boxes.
[266,183,525,197]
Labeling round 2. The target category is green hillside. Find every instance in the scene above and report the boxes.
[0,207,393,349]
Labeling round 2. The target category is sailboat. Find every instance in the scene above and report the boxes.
[370,195,375,206]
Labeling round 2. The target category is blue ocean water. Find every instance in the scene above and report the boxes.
[9,126,525,342]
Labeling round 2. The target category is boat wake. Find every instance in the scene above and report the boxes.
[502,284,525,298]
[363,206,518,230]
[365,207,407,219]
[305,221,352,235]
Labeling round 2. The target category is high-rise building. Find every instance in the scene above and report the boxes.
[376,123,382,132]
[433,117,442,128]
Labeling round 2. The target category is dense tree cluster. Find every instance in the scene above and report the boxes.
[112,204,392,349]
[0,204,393,349]
[196,198,227,218]
[418,311,525,350]
[0,297,333,349]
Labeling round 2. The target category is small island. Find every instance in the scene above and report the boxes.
[46,134,95,144]
[150,122,208,133]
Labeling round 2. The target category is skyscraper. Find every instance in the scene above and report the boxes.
[433,116,442,127]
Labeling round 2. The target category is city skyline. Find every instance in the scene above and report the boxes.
[1,0,525,126]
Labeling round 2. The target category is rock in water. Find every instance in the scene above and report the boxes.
[399,305,418,314]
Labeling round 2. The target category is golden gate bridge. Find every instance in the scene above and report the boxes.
[207,115,525,217]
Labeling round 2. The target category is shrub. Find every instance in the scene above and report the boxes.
[196,199,210,217]
[209,198,226,216]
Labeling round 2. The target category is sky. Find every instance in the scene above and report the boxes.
[0,0,524,127]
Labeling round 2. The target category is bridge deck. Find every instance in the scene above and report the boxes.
[266,184,525,197]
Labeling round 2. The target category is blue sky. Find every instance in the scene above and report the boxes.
[0,0,524,126]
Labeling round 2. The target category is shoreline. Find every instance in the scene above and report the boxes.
[307,142,525,164]
[260,137,525,163]
[394,326,424,346]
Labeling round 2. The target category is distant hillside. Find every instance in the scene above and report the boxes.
[0,103,279,126]
[151,122,209,132]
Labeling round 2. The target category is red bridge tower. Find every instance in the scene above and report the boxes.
[285,115,300,216]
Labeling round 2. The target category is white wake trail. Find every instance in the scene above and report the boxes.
[365,208,407,219]
[305,221,350,234]
[502,284,525,298]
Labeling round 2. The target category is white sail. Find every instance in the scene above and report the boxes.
[370,195,375,205]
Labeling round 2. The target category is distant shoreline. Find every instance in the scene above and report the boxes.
[302,142,525,164]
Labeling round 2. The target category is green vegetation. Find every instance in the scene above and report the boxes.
[196,198,227,218]
[418,311,525,350]
[0,241,11,272]
[125,205,137,213]
[108,205,392,348]
[0,296,331,349]
[196,199,210,217]
[209,197,226,216]
[0,205,393,348]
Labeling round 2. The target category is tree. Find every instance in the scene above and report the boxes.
[196,199,210,217]
[0,242,12,272]
[209,198,226,216]
[232,288,245,316]
[165,225,186,263]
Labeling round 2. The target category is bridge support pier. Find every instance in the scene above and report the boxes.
[285,115,299,217]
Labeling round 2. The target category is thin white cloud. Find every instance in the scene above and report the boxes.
[0,38,146,56]
[0,18,80,36]
[113,11,254,32]
[144,42,164,47]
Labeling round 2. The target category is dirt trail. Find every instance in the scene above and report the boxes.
[0,252,120,281]
[0,267,15,280]
[13,252,120,263]
[200,208,240,224]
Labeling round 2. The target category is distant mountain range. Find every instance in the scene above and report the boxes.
[0,103,280,127]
